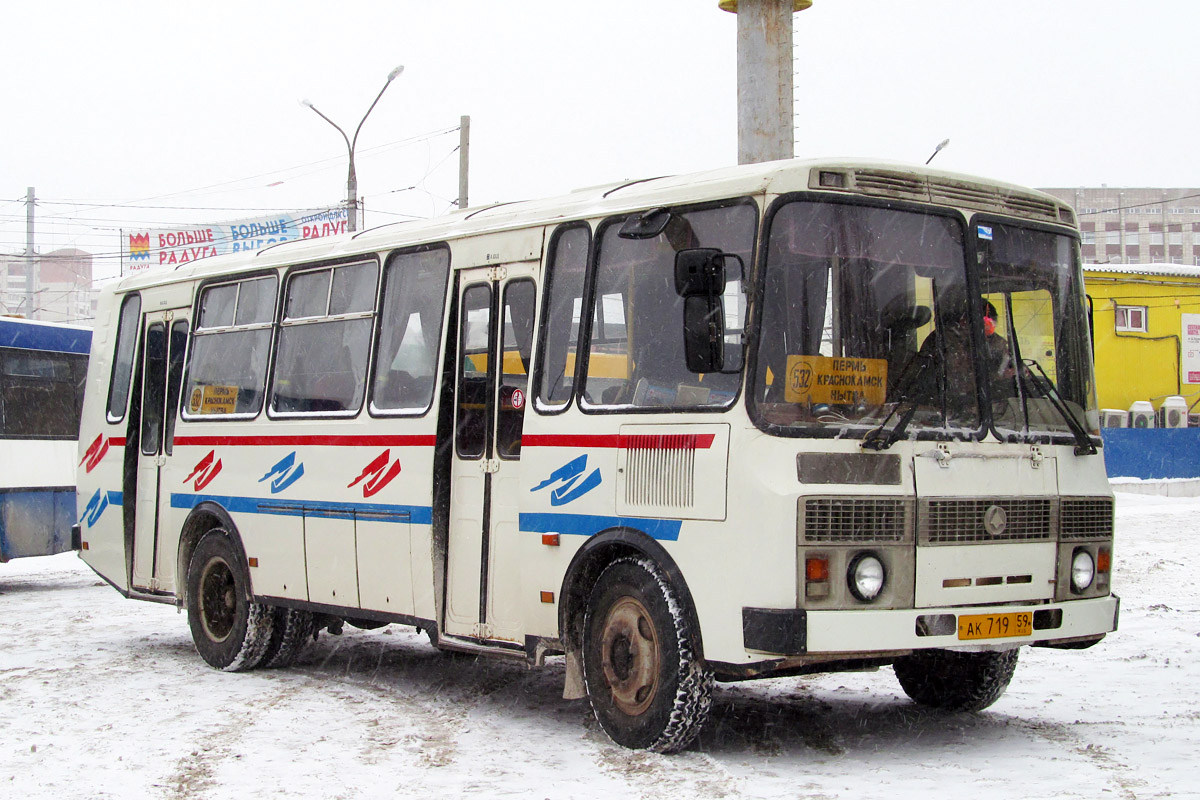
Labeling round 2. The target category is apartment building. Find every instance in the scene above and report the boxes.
[1040,187,1200,266]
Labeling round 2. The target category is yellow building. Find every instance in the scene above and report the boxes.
[1083,264,1200,413]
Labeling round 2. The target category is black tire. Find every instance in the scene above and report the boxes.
[185,531,275,672]
[582,557,713,753]
[259,607,315,669]
[893,648,1020,712]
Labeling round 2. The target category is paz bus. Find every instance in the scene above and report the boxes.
[75,158,1118,752]
[1,316,90,562]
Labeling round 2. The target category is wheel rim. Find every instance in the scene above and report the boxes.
[599,596,660,716]
[199,556,237,643]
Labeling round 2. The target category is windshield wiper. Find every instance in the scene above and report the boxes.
[1020,359,1097,456]
[863,356,935,451]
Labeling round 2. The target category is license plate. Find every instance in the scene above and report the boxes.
[957,612,1032,640]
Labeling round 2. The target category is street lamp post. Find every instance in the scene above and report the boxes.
[302,65,404,233]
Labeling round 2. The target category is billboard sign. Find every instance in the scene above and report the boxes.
[123,207,348,272]
[1183,313,1200,385]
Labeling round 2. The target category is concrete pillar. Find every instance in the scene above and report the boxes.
[721,0,810,164]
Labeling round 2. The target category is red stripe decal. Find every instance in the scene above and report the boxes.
[172,435,437,447]
[524,433,715,450]
[110,437,127,447]
[522,434,622,449]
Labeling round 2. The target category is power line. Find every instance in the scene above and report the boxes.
[33,126,460,215]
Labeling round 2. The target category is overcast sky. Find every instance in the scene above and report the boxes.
[2,0,1196,278]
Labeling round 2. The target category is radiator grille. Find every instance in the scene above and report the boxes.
[922,498,1054,543]
[802,497,909,543]
[623,434,699,510]
[1059,497,1114,540]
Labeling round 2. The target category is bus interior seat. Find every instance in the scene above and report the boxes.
[377,369,419,408]
[311,346,358,411]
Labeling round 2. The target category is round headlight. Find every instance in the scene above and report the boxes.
[848,553,886,602]
[1071,548,1095,593]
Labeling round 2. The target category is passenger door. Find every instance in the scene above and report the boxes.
[130,310,190,592]
[444,264,537,642]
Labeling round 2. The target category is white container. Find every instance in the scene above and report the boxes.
[1100,409,1128,428]
[1129,400,1156,428]
[1160,395,1189,428]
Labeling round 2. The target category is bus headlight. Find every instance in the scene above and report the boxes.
[847,552,886,602]
[1070,548,1095,593]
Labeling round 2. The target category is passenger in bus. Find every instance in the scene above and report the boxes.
[902,295,1010,419]
[981,300,1019,400]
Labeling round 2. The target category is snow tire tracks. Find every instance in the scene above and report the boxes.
[1018,718,1157,799]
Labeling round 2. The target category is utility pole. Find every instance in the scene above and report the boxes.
[24,186,36,320]
[458,115,470,211]
[721,0,811,165]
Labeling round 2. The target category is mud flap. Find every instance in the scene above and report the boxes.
[563,648,586,700]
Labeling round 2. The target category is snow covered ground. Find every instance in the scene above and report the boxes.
[2,491,1197,799]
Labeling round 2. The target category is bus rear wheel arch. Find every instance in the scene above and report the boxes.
[185,530,275,672]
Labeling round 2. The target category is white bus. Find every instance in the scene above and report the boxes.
[1,316,90,562]
[76,159,1118,752]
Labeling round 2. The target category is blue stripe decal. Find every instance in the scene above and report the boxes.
[519,512,681,542]
[108,491,124,506]
[170,493,432,525]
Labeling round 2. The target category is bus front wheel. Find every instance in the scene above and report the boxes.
[582,556,713,752]
[186,531,275,672]
[893,648,1019,712]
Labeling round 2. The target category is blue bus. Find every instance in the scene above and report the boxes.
[0,316,91,562]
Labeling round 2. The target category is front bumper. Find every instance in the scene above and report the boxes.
[744,594,1120,655]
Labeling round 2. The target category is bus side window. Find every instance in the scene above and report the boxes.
[582,203,753,410]
[0,348,85,438]
[372,246,451,415]
[497,279,536,458]
[106,294,142,423]
[271,262,377,416]
[184,276,277,419]
[535,225,589,411]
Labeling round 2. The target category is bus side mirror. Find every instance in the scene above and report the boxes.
[675,248,728,373]
[675,248,726,296]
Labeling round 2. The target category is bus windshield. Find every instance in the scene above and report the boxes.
[979,221,1100,439]
[749,199,1098,442]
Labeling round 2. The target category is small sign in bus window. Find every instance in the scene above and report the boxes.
[188,385,240,414]
[784,355,887,405]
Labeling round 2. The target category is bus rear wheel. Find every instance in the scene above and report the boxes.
[186,531,274,672]
[893,648,1019,712]
[260,607,315,669]
[582,557,712,753]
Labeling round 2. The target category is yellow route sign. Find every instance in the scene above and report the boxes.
[188,384,240,415]
[784,355,887,405]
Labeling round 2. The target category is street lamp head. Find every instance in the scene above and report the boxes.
[387,65,405,82]
[925,138,950,165]
[300,98,314,108]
